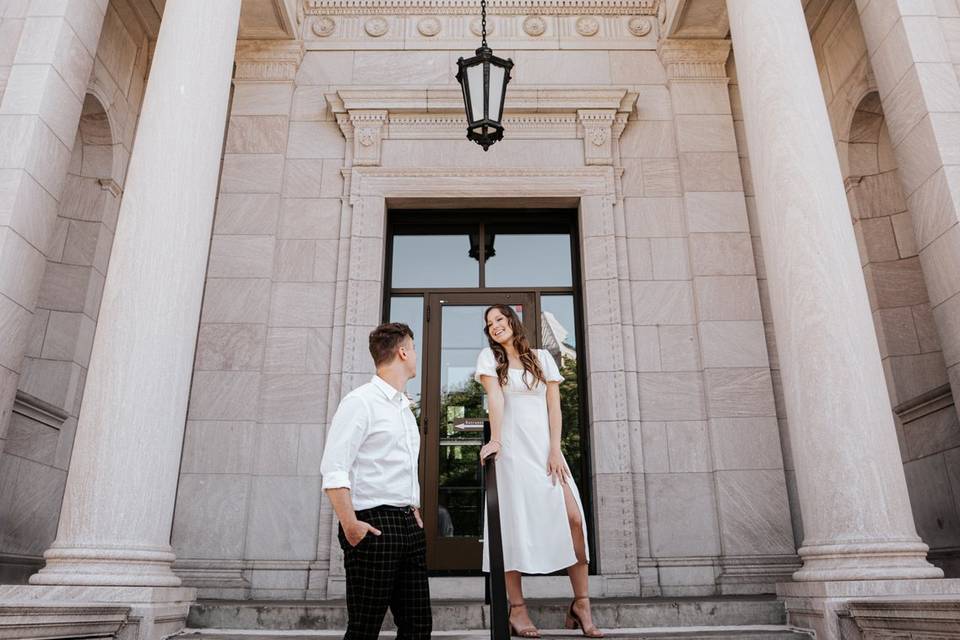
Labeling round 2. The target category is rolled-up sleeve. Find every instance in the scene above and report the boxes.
[320,394,369,490]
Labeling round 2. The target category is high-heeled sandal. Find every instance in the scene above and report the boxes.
[508,601,541,638]
[565,596,604,638]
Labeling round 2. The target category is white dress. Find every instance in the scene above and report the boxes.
[475,347,590,574]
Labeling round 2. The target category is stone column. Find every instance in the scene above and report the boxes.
[726,0,941,582]
[30,0,242,586]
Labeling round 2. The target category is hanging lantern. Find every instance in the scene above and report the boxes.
[455,0,513,151]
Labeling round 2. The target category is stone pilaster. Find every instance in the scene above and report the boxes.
[658,37,799,595]
[728,0,941,586]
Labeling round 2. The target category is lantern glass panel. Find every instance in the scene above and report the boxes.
[466,63,486,121]
[488,64,506,121]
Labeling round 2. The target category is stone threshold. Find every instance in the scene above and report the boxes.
[176,626,811,639]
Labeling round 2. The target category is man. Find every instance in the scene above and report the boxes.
[320,322,431,640]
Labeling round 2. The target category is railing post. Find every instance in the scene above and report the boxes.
[483,420,510,640]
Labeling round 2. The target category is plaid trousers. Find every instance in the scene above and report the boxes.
[338,505,432,640]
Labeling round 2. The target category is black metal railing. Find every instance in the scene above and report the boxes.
[482,419,509,640]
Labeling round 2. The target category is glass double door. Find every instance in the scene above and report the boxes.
[421,291,536,571]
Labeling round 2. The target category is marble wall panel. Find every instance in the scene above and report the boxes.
[213,194,280,236]
[195,324,266,371]
[245,476,322,561]
[714,470,795,555]
[646,472,721,557]
[903,453,960,548]
[180,421,256,475]
[171,474,250,559]
[636,371,706,421]
[258,373,328,424]
[188,371,261,421]
[200,278,271,324]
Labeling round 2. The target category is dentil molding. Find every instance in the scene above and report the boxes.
[326,87,637,166]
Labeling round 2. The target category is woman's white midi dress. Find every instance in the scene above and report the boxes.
[475,347,590,574]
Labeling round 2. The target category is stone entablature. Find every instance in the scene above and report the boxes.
[303,0,660,49]
[326,87,637,166]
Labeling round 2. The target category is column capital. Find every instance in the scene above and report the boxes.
[234,39,305,82]
[657,38,731,82]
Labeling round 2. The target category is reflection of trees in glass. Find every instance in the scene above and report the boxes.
[437,378,485,537]
[558,355,582,489]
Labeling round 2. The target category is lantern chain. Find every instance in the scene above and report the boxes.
[481,0,487,47]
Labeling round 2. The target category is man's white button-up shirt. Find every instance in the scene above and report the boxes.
[320,375,421,510]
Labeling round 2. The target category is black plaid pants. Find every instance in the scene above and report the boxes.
[338,505,432,640]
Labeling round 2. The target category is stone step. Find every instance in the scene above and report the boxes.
[177,626,813,639]
[188,597,786,632]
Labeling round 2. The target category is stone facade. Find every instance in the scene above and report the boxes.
[0,0,959,639]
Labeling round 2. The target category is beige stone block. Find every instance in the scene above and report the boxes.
[626,238,653,280]
[592,420,632,474]
[214,193,279,235]
[634,324,661,372]
[512,50,610,85]
[6,412,58,466]
[195,323,266,371]
[588,371,628,422]
[715,469,795,555]
[857,216,900,263]
[710,417,784,470]
[584,278,621,326]
[685,191,749,233]
[675,115,737,153]
[60,219,99,267]
[619,120,676,159]
[171,473,250,559]
[634,84,673,121]
[865,255,931,308]
[624,197,685,237]
[907,166,960,250]
[903,454,960,548]
[649,237,689,280]
[904,15,952,61]
[665,421,710,473]
[902,403,960,460]
[694,275,762,321]
[296,51,354,85]
[894,114,942,197]
[286,121,344,159]
[188,371,261,421]
[0,292,30,369]
[245,476,321,560]
[278,198,341,240]
[274,239,315,282]
[854,172,907,221]
[225,115,288,154]
[642,159,682,197]
[668,83,731,116]
[0,114,71,198]
[232,82,294,116]
[1,63,82,147]
[0,20,24,67]
[258,373,328,423]
[889,351,950,401]
[609,50,666,84]
[291,86,331,122]
[891,210,919,256]
[314,238,339,282]
[253,423,300,474]
[912,300,941,352]
[269,281,335,328]
[208,235,275,279]
[704,367,775,418]
[220,154,284,194]
[934,294,960,366]
[39,310,90,364]
[586,322,625,373]
[631,281,695,325]
[282,158,323,198]
[646,472,721,556]
[874,306,921,357]
[658,325,700,372]
[640,421,669,473]
[0,168,57,252]
[35,261,89,312]
[181,421,256,474]
[264,327,309,373]
[297,422,325,475]
[870,19,915,97]
[0,453,64,555]
[200,278,271,324]
[637,371,706,421]
[353,50,451,85]
[679,152,742,192]
[320,159,344,197]
[688,232,756,277]
[699,320,768,368]
[621,158,643,196]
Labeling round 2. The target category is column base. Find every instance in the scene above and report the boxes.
[29,545,181,587]
[795,540,944,581]
[0,585,197,640]
[778,578,960,640]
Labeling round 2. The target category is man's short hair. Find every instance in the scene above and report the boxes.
[369,322,414,367]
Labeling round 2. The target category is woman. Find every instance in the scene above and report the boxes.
[475,304,602,638]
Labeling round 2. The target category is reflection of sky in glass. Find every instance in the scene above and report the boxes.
[392,235,478,288]
[485,234,572,287]
[389,297,424,405]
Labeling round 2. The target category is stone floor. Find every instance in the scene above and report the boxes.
[176,627,812,639]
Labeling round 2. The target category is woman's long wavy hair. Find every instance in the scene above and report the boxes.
[483,304,545,389]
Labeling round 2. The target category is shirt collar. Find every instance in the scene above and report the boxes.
[371,375,411,409]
